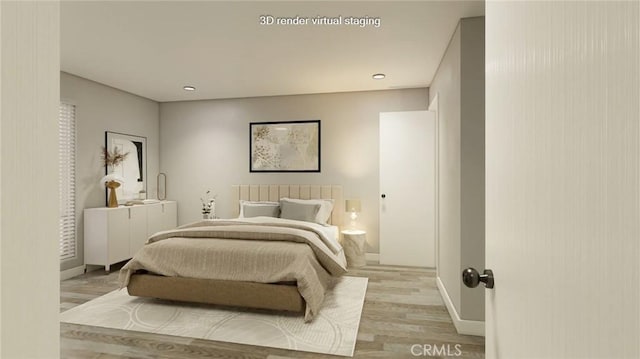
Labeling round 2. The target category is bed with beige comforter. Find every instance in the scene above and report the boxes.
[118,217,348,321]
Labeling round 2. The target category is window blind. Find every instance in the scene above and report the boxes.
[59,102,76,260]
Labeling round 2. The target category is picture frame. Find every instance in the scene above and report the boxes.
[105,131,147,205]
[250,120,321,172]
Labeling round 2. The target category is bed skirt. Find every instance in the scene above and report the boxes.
[127,274,305,313]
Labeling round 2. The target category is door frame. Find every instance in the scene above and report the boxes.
[429,94,440,275]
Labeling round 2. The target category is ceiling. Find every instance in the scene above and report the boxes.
[61,1,484,102]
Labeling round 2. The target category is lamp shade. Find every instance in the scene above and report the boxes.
[345,199,361,213]
[100,173,125,186]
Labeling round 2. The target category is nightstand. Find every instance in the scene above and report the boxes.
[341,230,367,267]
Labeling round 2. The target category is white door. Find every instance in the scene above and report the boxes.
[379,111,436,267]
[485,2,639,358]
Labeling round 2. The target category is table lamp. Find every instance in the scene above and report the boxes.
[345,199,361,228]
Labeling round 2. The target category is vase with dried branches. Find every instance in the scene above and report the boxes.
[100,146,129,207]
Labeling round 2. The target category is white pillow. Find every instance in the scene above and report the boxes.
[239,200,280,218]
[279,198,334,224]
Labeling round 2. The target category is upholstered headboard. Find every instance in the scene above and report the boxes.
[231,184,344,226]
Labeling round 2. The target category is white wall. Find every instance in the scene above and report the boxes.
[60,72,160,271]
[459,16,485,323]
[1,1,60,357]
[432,22,462,318]
[486,2,639,357]
[160,89,428,253]
[429,17,485,324]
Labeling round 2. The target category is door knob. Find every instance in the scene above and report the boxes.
[462,268,494,289]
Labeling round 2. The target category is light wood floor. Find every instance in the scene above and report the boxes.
[61,262,485,358]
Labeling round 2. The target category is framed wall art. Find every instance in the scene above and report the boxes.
[250,120,320,172]
[104,131,147,204]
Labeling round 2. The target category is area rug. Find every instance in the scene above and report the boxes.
[60,276,368,357]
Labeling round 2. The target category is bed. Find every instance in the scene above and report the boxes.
[118,184,346,321]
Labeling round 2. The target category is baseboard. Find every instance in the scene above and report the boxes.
[365,253,379,263]
[436,276,485,336]
[60,265,86,281]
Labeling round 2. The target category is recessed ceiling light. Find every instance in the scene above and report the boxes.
[372,73,386,80]
[183,85,196,91]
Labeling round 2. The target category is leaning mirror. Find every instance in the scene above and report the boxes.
[105,131,147,205]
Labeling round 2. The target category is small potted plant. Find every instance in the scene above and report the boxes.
[201,190,217,219]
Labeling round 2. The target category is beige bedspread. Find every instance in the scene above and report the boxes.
[119,219,348,321]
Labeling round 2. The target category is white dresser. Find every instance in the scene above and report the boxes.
[84,201,177,272]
